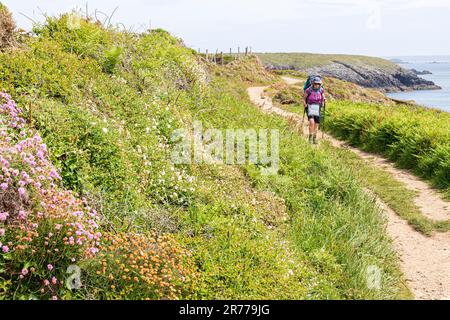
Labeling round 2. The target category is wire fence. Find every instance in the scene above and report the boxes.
[198,46,253,65]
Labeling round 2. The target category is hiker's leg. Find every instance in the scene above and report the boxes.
[308,118,314,143]
[313,118,319,144]
[309,118,315,135]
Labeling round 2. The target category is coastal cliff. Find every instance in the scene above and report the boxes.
[258,53,441,92]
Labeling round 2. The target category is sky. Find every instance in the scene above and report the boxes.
[4,0,450,57]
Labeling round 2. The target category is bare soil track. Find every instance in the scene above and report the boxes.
[247,77,450,300]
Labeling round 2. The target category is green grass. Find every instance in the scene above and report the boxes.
[191,73,409,299]
[0,11,409,299]
[325,101,450,197]
[322,143,449,235]
[256,52,400,73]
[269,96,449,235]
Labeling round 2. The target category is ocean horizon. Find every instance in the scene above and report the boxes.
[386,55,450,113]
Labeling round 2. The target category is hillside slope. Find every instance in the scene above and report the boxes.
[265,71,395,106]
[257,52,440,92]
[249,77,450,299]
[0,10,407,299]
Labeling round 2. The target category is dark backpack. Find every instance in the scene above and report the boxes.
[303,75,323,92]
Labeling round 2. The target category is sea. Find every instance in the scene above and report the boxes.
[386,55,450,113]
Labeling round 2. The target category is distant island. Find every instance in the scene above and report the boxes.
[411,68,432,75]
[390,58,409,64]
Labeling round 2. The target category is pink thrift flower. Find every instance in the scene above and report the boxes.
[17,210,27,220]
[51,276,58,285]
[18,187,26,196]
[49,169,61,180]
[0,228,4,236]
[21,268,29,276]
[0,212,9,222]
[51,296,58,300]
[47,264,54,271]
[43,279,50,286]
[2,245,9,253]
[0,183,7,190]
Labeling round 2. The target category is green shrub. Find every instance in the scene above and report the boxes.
[326,101,450,195]
[102,46,123,73]
[0,14,408,300]
[33,13,114,61]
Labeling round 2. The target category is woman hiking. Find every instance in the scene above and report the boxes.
[303,76,326,144]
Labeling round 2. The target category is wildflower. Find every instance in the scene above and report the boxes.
[18,187,26,196]
[0,212,9,222]
[0,229,4,236]
[48,169,61,180]
[43,279,50,286]
[0,183,7,190]
[51,296,58,300]
[47,264,54,271]
[2,245,9,253]
[21,268,29,276]
[51,276,57,285]
[17,210,27,220]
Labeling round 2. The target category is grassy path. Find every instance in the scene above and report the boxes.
[247,77,450,300]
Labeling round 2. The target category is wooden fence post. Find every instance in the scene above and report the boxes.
[221,51,224,65]
[206,49,209,62]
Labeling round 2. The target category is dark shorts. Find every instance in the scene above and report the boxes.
[308,115,321,124]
